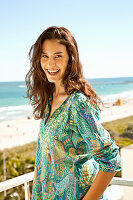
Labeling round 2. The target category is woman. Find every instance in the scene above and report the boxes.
[25,26,121,200]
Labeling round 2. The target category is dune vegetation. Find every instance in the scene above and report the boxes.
[102,115,133,148]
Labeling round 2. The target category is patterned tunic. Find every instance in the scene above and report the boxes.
[31,90,121,200]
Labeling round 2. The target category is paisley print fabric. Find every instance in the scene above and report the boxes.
[31,90,121,200]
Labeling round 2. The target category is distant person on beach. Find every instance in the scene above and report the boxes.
[25,26,121,200]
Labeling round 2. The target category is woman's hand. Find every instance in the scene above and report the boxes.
[82,170,117,200]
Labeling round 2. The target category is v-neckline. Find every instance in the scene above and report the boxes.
[44,90,77,126]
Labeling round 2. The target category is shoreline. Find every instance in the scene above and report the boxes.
[0,98,133,150]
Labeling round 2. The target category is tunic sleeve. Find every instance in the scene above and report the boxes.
[71,97,121,172]
[31,119,43,199]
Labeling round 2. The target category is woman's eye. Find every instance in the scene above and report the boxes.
[55,55,62,58]
[42,55,48,58]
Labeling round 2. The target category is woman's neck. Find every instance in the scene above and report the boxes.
[53,82,66,97]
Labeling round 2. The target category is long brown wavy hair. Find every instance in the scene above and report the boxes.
[25,26,103,120]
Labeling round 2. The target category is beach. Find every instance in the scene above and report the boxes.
[100,98,133,123]
[0,98,133,150]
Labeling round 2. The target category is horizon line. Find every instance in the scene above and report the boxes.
[0,76,133,82]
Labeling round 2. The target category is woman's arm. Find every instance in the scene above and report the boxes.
[82,170,117,200]
[72,97,121,199]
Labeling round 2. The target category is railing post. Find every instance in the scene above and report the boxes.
[24,182,30,200]
[3,151,7,197]
[121,144,133,200]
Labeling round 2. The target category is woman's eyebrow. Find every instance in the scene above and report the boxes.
[54,52,63,54]
[42,51,63,54]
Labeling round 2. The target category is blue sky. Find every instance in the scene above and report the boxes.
[0,0,133,81]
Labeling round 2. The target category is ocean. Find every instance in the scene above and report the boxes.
[0,77,133,122]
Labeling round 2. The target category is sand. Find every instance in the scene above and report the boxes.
[0,117,40,150]
[0,98,133,150]
[100,98,133,123]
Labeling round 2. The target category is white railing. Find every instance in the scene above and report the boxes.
[111,177,133,187]
[0,172,34,200]
[0,172,133,200]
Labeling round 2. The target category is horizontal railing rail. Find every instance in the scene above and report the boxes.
[0,172,133,200]
[0,172,34,192]
[111,177,133,187]
[0,172,34,200]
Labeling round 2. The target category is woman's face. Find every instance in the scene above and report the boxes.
[40,39,69,84]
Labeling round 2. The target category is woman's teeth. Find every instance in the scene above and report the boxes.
[47,69,60,75]
[48,69,59,73]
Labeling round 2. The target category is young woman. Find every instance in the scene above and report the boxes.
[25,26,121,200]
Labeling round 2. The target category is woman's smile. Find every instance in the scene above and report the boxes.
[46,69,60,76]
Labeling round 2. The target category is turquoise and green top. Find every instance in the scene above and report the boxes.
[31,90,121,200]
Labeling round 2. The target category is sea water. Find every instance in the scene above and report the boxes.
[0,77,133,122]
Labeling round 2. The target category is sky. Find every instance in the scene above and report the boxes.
[0,0,133,81]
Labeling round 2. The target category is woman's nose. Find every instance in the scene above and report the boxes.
[48,57,55,66]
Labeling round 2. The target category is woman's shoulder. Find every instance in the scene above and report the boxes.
[73,90,88,103]
[73,90,91,108]
[72,90,100,116]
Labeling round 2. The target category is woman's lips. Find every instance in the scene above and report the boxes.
[46,69,60,76]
